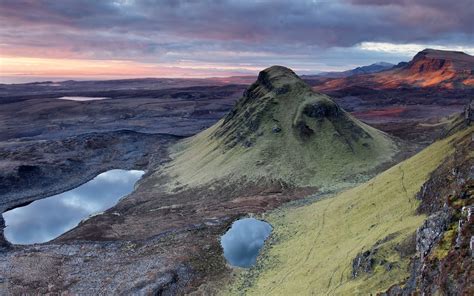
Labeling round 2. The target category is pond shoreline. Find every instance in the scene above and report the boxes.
[0,130,180,248]
[3,169,145,245]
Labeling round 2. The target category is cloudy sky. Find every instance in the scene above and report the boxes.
[0,0,473,81]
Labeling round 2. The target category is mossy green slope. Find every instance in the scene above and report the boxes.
[228,126,473,295]
[163,66,397,190]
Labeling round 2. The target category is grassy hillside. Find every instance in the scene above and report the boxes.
[227,125,473,295]
[161,66,397,191]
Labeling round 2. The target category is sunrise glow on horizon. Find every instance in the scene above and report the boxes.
[0,55,263,81]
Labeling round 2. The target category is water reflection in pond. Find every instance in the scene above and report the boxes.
[221,218,272,268]
[57,96,110,101]
[3,169,144,244]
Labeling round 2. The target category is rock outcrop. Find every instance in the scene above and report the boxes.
[408,49,474,74]
[352,233,400,278]
[383,111,473,295]
[416,211,450,260]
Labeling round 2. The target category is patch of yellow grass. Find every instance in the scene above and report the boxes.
[228,127,472,295]
[430,224,456,261]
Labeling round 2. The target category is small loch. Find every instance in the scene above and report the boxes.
[57,96,111,101]
[3,169,144,244]
[220,218,272,268]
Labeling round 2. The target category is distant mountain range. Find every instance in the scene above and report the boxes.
[316,49,474,91]
[306,62,395,78]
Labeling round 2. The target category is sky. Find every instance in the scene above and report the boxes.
[0,0,473,82]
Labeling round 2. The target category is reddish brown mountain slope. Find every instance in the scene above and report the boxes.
[316,49,474,91]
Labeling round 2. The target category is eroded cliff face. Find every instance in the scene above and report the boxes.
[383,112,473,295]
[316,49,474,91]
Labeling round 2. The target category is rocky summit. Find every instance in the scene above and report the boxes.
[163,66,398,190]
